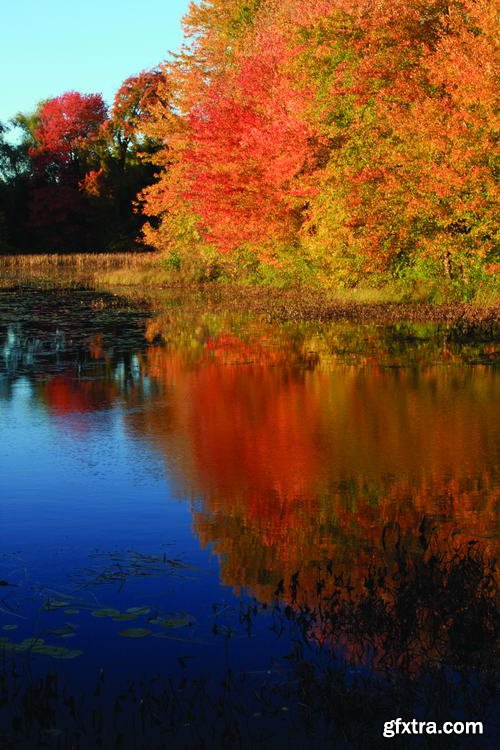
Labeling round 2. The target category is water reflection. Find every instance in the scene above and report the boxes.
[121,311,497,605]
[0,288,497,675]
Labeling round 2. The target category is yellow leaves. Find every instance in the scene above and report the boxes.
[138,0,497,281]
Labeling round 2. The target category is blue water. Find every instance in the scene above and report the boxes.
[0,287,497,706]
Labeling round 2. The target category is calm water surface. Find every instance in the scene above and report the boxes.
[0,287,498,742]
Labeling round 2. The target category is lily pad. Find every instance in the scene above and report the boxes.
[47,625,76,638]
[149,616,192,629]
[112,613,138,622]
[2,624,18,631]
[125,606,151,615]
[118,628,151,639]
[19,637,45,651]
[0,637,81,658]
[64,609,80,615]
[43,600,71,611]
[32,644,83,659]
[92,608,121,618]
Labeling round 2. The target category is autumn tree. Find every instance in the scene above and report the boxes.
[87,71,165,248]
[104,70,163,171]
[32,92,107,177]
[141,0,498,290]
[21,92,107,249]
[2,0,496,278]
[295,0,499,282]
[139,0,275,259]
[4,78,164,251]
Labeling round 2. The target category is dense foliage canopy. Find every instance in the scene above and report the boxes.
[0,0,497,288]
[140,0,498,287]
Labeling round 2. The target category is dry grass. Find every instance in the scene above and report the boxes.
[0,252,158,287]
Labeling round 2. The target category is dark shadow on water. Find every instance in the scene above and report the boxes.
[0,530,498,749]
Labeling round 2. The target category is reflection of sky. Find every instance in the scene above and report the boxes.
[0,372,289,687]
[1,377,188,553]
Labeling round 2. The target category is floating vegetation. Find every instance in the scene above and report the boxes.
[126,606,151,615]
[29,644,83,660]
[118,628,152,639]
[43,599,72,611]
[73,549,204,591]
[0,549,201,663]
[149,615,193,629]
[91,608,121,618]
[111,613,139,622]
[45,623,77,639]
[38,589,98,614]
[0,636,83,659]
[0,536,497,749]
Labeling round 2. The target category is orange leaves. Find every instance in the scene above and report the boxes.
[305,0,498,272]
[140,1,319,256]
[425,0,497,107]
[80,168,105,197]
[139,0,497,279]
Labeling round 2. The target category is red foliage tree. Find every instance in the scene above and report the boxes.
[183,24,315,254]
[25,92,108,249]
[140,0,497,284]
[32,91,107,172]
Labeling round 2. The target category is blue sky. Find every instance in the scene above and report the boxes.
[0,0,189,122]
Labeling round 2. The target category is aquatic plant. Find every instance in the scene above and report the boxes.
[0,533,496,749]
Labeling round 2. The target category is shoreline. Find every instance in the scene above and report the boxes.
[0,252,498,329]
[119,282,500,330]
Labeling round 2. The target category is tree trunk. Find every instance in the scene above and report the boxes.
[443,250,453,279]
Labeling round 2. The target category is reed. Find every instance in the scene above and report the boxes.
[0,252,157,286]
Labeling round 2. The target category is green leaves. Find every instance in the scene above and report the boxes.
[126,607,151,615]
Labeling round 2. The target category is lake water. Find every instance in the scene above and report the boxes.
[0,287,498,748]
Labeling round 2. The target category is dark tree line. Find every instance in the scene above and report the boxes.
[0,71,164,253]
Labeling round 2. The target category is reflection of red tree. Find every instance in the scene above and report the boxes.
[36,332,119,432]
[38,373,120,434]
[190,364,323,506]
[126,330,498,614]
[42,375,98,415]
